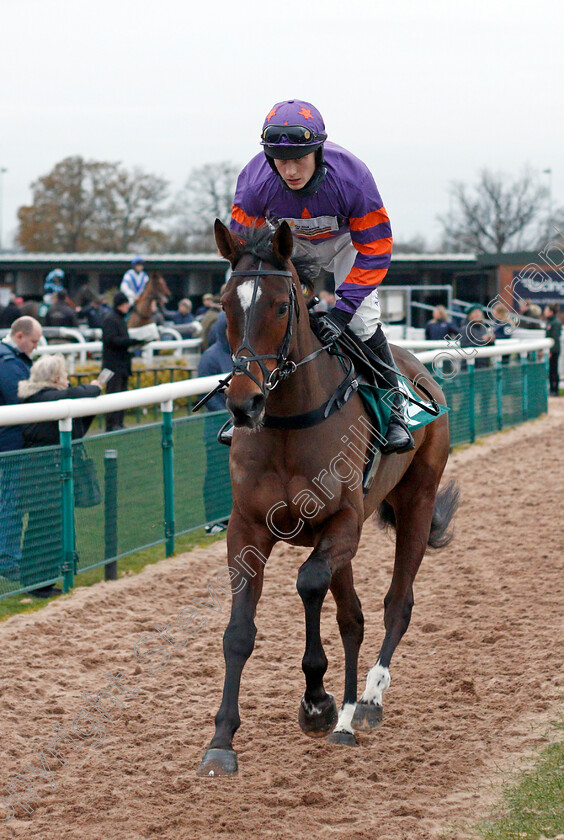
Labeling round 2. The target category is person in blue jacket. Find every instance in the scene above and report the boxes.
[197,312,232,532]
[0,317,43,581]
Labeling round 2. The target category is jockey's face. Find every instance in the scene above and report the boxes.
[274,153,316,190]
[133,263,143,273]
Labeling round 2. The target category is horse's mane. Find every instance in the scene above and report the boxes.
[236,226,320,292]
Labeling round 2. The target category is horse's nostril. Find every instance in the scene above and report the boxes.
[226,393,265,427]
[250,394,265,413]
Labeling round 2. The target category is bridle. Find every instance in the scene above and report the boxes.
[191,258,337,414]
[228,260,302,395]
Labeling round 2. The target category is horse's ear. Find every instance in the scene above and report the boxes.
[272,221,293,263]
[214,219,241,266]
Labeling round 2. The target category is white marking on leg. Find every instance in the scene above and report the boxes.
[301,692,333,715]
[237,281,261,312]
[333,702,356,734]
[359,661,391,706]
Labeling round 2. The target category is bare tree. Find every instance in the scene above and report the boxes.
[173,161,239,252]
[95,166,170,252]
[439,167,548,253]
[17,157,171,252]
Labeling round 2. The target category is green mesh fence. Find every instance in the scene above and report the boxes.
[74,425,165,573]
[438,357,548,445]
[0,356,548,599]
[173,410,232,535]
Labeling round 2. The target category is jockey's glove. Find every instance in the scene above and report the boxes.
[318,306,354,342]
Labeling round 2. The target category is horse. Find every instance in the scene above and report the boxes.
[127,272,171,328]
[196,219,459,777]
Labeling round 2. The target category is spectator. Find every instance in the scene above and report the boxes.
[0,316,43,582]
[199,296,222,350]
[197,312,232,533]
[459,304,495,368]
[544,304,561,396]
[81,297,111,329]
[173,299,195,325]
[491,302,515,341]
[196,293,215,318]
[523,303,543,328]
[0,293,23,329]
[424,305,457,341]
[17,354,102,597]
[45,290,79,328]
[102,292,144,432]
[120,256,149,306]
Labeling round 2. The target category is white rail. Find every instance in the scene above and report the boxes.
[415,337,553,365]
[33,337,202,370]
[0,338,551,428]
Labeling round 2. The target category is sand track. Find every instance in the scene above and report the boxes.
[1,400,563,840]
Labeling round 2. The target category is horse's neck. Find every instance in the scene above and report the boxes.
[265,320,344,417]
[131,289,153,323]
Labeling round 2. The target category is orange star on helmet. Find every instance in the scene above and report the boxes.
[266,108,277,122]
[299,107,313,120]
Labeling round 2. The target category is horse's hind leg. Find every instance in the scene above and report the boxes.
[326,563,364,747]
[353,477,437,732]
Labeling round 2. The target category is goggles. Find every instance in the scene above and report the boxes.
[262,124,321,145]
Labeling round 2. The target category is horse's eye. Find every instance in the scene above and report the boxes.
[277,303,289,317]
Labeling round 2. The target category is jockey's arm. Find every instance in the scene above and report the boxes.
[334,174,393,317]
[119,278,137,306]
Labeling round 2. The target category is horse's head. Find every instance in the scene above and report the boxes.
[215,219,308,430]
[149,272,171,304]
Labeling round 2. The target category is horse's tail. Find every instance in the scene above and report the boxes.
[378,479,460,549]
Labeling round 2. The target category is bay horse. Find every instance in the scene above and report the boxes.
[127,272,171,328]
[197,220,458,777]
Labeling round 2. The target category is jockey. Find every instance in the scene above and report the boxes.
[43,268,65,300]
[120,256,149,307]
[229,99,414,454]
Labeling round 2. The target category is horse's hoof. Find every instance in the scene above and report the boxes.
[196,748,238,777]
[298,693,338,737]
[327,730,358,747]
[351,702,383,732]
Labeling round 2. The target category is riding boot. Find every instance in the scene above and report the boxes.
[364,327,415,455]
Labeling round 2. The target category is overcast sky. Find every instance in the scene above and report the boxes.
[0,0,562,251]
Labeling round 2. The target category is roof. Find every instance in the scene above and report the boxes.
[0,252,224,264]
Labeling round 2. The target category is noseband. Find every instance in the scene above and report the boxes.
[229,261,299,395]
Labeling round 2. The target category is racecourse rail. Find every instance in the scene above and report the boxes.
[0,337,553,600]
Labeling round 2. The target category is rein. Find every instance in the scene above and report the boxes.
[192,260,439,425]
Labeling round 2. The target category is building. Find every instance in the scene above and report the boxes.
[0,249,562,324]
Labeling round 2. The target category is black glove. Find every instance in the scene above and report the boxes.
[318,306,354,342]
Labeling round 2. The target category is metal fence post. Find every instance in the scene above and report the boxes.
[467,359,475,444]
[104,449,118,580]
[495,357,503,431]
[520,352,529,421]
[161,400,175,556]
[58,418,74,593]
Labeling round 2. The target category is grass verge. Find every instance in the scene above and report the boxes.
[477,717,564,840]
[0,527,226,623]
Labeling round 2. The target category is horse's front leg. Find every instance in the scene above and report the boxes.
[326,562,364,747]
[197,517,274,777]
[297,508,359,739]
